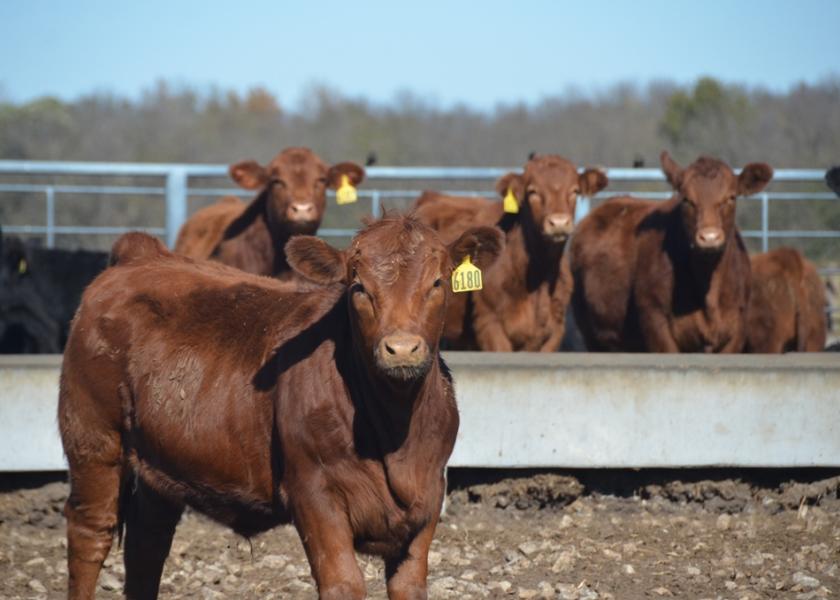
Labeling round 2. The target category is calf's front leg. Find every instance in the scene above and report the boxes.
[638,309,680,353]
[292,496,365,600]
[385,515,440,600]
[473,309,513,352]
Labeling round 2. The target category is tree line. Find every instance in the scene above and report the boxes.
[1,77,839,168]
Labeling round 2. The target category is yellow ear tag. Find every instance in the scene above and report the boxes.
[451,255,483,293]
[18,259,27,275]
[503,188,519,214]
[336,174,358,205]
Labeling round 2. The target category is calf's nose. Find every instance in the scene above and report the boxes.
[378,333,428,367]
[544,213,574,236]
[696,227,725,249]
[287,202,316,222]
[384,334,421,357]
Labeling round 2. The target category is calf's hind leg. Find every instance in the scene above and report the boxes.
[63,440,123,600]
[123,479,184,600]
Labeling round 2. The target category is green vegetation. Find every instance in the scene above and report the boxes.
[1,77,838,167]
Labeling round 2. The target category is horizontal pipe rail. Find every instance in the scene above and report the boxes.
[0,162,837,273]
[0,160,831,181]
[2,225,166,236]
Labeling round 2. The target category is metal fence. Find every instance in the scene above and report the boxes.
[0,160,837,249]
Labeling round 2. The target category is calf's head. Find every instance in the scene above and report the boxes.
[225,147,365,238]
[0,234,59,353]
[661,151,772,253]
[287,216,503,383]
[496,155,607,243]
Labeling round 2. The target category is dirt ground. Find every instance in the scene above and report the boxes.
[1,470,838,599]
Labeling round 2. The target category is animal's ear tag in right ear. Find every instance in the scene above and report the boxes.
[451,255,482,293]
[503,188,519,214]
[336,174,358,205]
[18,259,27,275]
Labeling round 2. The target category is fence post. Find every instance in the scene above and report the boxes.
[760,193,769,252]
[45,187,55,248]
[165,168,188,248]
[575,195,591,222]
[371,190,381,218]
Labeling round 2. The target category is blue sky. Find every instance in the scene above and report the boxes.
[1,0,838,111]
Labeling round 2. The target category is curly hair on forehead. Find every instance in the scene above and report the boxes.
[353,212,429,246]
[686,156,731,180]
[525,154,575,171]
[349,213,441,283]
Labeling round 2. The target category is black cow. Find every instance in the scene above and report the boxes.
[826,166,840,197]
[0,229,109,353]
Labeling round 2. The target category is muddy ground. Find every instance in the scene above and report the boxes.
[1,470,839,599]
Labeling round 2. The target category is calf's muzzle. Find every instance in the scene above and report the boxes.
[287,202,317,223]
[543,213,574,239]
[375,332,430,380]
[695,227,725,251]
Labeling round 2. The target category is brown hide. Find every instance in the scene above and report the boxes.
[173,196,244,259]
[110,231,170,266]
[58,217,501,600]
[414,154,607,351]
[570,153,772,352]
[746,247,827,352]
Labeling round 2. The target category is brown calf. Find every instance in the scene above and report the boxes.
[571,151,773,352]
[175,147,365,279]
[59,217,502,600]
[172,195,243,259]
[414,154,607,351]
[745,247,827,352]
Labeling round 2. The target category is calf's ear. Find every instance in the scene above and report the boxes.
[327,162,366,188]
[495,172,525,205]
[660,151,683,189]
[286,236,347,285]
[578,168,608,196]
[738,163,773,196]
[229,160,270,190]
[448,226,504,272]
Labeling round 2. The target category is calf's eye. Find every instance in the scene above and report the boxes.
[433,278,442,288]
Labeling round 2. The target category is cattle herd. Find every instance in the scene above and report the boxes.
[0,151,838,599]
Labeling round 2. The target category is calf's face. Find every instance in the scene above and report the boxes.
[497,155,607,243]
[229,147,365,235]
[286,217,503,383]
[661,151,772,253]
